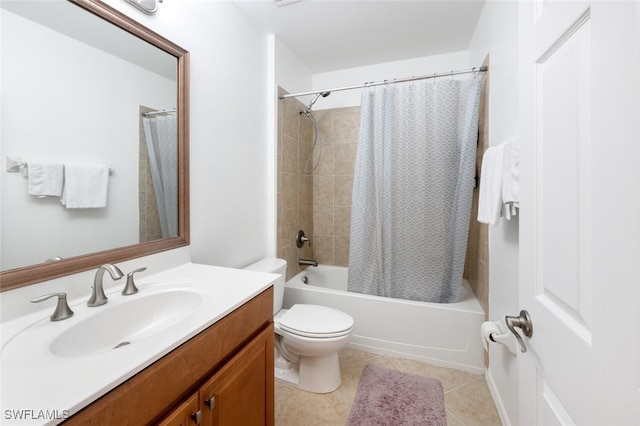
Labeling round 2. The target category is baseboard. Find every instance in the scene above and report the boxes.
[485,368,512,426]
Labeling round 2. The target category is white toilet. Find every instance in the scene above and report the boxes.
[244,258,354,393]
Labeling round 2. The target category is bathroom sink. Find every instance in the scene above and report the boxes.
[2,282,206,365]
[50,289,202,357]
[0,261,278,424]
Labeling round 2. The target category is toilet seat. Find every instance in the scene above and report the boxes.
[277,304,354,338]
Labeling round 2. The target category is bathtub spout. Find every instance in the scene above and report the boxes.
[298,259,318,267]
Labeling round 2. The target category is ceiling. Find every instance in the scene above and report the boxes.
[234,0,486,74]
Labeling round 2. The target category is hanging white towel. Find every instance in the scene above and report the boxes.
[501,140,520,219]
[27,163,64,198]
[477,142,506,225]
[61,164,109,208]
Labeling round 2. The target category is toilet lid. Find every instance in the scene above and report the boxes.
[278,304,354,338]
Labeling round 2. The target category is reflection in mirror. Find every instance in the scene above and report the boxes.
[0,0,189,291]
[140,107,178,241]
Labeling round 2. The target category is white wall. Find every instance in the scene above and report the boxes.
[274,37,313,95]
[311,51,470,109]
[1,10,174,270]
[101,0,272,268]
[468,1,520,424]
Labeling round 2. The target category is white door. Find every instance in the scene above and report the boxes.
[519,1,640,425]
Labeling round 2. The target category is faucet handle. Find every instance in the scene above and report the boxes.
[296,230,311,248]
[31,292,74,321]
[122,267,147,295]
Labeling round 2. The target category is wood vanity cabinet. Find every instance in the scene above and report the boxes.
[159,326,272,426]
[64,287,274,426]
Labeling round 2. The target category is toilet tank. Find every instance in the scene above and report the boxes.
[243,258,287,314]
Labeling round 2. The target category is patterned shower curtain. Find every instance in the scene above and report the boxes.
[348,77,482,303]
[142,113,178,238]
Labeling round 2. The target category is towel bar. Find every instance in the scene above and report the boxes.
[5,157,114,175]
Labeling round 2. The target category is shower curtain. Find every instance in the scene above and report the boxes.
[142,113,178,238]
[348,77,482,303]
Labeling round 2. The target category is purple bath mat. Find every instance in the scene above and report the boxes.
[346,364,446,426]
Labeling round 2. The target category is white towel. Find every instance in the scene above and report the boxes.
[27,163,64,198]
[501,140,520,219]
[477,142,506,225]
[61,164,110,208]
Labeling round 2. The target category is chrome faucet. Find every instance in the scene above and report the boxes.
[87,264,124,307]
[298,259,318,267]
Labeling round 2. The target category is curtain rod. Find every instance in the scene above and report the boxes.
[142,108,177,117]
[279,66,487,100]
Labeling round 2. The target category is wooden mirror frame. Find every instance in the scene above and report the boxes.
[0,0,190,292]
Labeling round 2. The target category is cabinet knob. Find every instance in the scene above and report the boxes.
[205,396,216,410]
[190,410,201,425]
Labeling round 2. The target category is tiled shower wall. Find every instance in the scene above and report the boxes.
[277,89,314,280]
[277,79,488,317]
[310,107,360,268]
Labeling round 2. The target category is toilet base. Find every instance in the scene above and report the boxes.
[274,352,342,393]
[275,363,300,386]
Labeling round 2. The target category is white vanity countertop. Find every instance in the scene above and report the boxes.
[0,262,277,425]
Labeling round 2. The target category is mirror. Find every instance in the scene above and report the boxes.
[0,0,190,291]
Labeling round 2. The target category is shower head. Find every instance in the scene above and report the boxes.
[301,91,331,116]
[309,91,330,107]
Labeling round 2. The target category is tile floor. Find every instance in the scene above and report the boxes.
[275,348,501,425]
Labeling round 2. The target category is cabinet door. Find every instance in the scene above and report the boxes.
[200,325,274,426]
[157,392,200,426]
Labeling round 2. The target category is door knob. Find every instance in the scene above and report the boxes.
[505,310,533,353]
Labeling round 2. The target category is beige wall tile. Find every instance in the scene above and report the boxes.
[299,175,313,208]
[334,205,351,237]
[334,237,350,266]
[281,99,299,139]
[281,172,298,210]
[281,208,298,246]
[313,175,334,206]
[299,114,313,145]
[334,175,353,207]
[333,108,360,143]
[313,205,334,236]
[334,143,357,175]
[313,235,334,265]
[277,88,320,278]
[282,135,299,174]
[313,143,334,176]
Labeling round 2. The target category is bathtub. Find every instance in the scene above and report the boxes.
[283,265,485,374]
